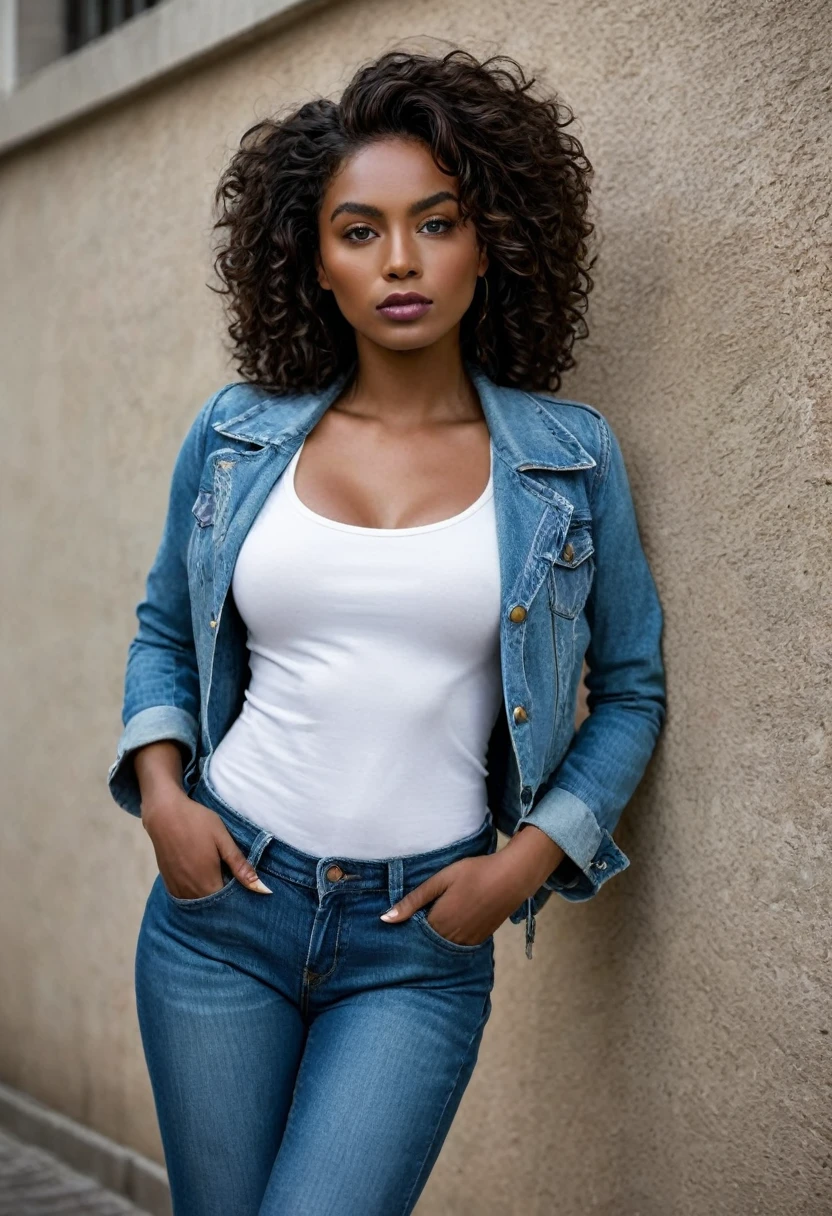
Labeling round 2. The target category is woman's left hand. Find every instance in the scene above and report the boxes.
[379,834,560,946]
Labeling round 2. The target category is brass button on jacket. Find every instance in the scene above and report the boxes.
[513,705,529,724]
[509,604,527,623]
[561,542,575,562]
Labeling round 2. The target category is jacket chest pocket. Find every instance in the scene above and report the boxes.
[548,520,595,619]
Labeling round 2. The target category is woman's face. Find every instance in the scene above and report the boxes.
[316,136,488,353]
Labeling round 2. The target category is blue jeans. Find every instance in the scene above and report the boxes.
[135,771,498,1216]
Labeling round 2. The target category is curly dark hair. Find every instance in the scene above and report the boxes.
[211,48,594,394]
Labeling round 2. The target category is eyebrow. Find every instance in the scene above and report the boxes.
[329,190,459,223]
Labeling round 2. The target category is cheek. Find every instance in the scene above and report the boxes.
[428,239,481,293]
[322,246,374,298]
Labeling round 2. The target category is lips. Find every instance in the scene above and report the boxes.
[378,292,431,307]
[376,291,433,321]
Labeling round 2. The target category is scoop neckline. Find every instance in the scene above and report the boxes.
[286,438,494,536]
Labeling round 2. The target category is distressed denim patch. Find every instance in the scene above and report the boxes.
[191,490,215,527]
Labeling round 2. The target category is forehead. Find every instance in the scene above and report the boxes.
[325,138,457,203]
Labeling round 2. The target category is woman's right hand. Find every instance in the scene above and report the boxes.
[142,788,273,899]
[134,742,271,899]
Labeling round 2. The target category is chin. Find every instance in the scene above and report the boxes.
[371,325,449,352]
[361,333,422,352]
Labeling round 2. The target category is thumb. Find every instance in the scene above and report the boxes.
[380,873,446,924]
[216,832,273,895]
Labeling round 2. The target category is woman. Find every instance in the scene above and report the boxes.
[108,48,665,1216]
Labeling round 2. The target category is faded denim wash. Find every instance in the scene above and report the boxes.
[108,359,666,955]
[136,768,497,1216]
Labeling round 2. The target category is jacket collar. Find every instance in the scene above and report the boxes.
[211,358,596,473]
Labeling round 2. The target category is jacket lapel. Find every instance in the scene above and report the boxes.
[465,363,596,616]
[206,370,352,620]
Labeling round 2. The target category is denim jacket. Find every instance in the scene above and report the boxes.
[107,359,666,958]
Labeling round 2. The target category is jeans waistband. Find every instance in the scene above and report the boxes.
[192,770,497,896]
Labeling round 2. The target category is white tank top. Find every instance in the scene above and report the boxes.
[205,437,504,859]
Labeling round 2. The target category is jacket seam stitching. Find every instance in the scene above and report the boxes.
[590,414,611,507]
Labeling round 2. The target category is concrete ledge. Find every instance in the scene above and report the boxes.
[0,1081,171,1216]
[0,0,338,158]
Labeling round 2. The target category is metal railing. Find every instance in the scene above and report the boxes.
[65,0,165,54]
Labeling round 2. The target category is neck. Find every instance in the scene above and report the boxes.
[338,331,483,429]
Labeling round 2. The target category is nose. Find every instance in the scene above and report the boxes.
[382,227,421,281]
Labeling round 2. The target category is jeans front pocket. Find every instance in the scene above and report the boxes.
[162,828,267,910]
[162,863,240,910]
[412,906,494,954]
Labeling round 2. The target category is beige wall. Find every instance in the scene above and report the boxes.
[1,1,829,1212]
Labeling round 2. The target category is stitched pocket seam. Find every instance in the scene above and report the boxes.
[413,908,493,954]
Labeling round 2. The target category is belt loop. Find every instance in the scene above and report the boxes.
[247,829,273,870]
[525,896,536,960]
[388,858,403,909]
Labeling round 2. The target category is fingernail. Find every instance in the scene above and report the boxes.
[250,878,273,894]
[380,908,399,920]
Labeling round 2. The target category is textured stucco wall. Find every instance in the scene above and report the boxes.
[0,1,829,1212]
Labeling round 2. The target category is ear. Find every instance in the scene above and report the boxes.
[477,244,489,278]
[315,250,332,292]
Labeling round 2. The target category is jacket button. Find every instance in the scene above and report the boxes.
[509,604,527,623]
[209,619,217,628]
[513,705,529,724]
[561,542,575,562]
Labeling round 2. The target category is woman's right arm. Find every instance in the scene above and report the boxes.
[107,389,225,818]
[108,387,272,898]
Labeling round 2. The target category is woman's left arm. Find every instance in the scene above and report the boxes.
[511,413,667,900]
[380,415,666,941]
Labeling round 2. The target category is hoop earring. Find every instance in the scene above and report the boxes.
[478,275,489,319]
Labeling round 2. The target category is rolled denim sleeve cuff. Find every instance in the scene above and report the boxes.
[107,705,199,818]
[514,785,630,903]
[521,786,602,866]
